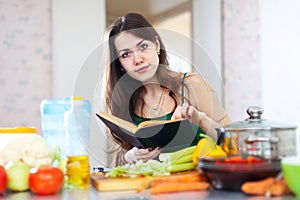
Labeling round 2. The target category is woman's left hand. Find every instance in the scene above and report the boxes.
[124,147,161,163]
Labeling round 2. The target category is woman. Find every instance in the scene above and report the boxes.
[104,13,231,167]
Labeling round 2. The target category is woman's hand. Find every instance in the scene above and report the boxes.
[171,103,221,141]
[124,147,161,163]
[171,103,206,124]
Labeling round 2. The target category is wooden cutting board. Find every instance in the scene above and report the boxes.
[91,172,150,191]
[91,170,202,192]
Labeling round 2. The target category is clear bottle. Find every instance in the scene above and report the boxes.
[40,98,70,154]
[64,96,91,157]
[64,96,91,189]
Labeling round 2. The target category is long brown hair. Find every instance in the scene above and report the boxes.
[105,13,183,150]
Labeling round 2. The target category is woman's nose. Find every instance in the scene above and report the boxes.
[133,51,144,65]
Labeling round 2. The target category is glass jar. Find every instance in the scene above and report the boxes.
[65,155,90,189]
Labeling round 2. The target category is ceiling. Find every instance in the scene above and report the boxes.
[106,0,191,24]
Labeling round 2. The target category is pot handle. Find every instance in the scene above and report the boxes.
[245,136,279,144]
[216,128,225,145]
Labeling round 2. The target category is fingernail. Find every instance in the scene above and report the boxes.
[157,147,163,151]
[148,148,153,152]
[188,115,191,119]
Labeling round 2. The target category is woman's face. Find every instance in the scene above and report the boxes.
[114,32,160,83]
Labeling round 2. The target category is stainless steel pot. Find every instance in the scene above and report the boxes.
[216,106,297,159]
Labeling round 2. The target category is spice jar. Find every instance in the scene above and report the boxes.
[66,155,90,188]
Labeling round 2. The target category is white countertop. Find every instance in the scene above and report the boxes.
[2,187,293,200]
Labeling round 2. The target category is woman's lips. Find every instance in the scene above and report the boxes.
[135,65,149,73]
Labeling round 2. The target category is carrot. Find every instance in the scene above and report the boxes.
[150,172,206,187]
[136,184,148,193]
[269,179,291,196]
[241,177,275,195]
[150,181,210,194]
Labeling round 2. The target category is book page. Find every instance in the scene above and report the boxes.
[99,112,138,133]
[138,118,183,128]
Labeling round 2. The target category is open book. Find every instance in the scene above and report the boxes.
[96,112,198,152]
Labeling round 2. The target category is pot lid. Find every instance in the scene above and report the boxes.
[224,106,297,131]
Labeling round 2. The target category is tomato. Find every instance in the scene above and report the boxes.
[0,165,8,193]
[29,166,64,195]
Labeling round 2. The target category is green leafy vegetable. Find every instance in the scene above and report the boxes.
[106,160,170,178]
[159,145,196,163]
[166,162,196,173]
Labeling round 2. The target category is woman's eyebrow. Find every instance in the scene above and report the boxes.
[118,39,145,54]
[136,39,145,47]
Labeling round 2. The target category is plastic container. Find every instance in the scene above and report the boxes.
[0,127,37,150]
[64,96,91,157]
[40,98,70,153]
[281,156,300,198]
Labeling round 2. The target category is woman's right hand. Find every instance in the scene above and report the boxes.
[171,103,206,124]
[124,147,161,163]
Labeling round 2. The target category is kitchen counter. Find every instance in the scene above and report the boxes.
[1,187,294,200]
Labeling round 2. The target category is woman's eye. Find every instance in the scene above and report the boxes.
[139,43,148,50]
[121,51,131,58]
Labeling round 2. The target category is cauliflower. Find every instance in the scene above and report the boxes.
[0,134,54,168]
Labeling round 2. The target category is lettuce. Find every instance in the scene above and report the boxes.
[106,160,170,177]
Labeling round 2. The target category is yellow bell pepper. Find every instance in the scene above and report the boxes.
[193,134,227,164]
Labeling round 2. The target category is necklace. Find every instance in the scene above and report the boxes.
[148,88,166,116]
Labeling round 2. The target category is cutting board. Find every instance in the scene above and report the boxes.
[91,170,203,192]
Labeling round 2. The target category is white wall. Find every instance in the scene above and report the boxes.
[155,11,192,73]
[259,0,300,153]
[0,1,52,130]
[52,0,108,166]
[192,0,223,103]
[52,0,105,98]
